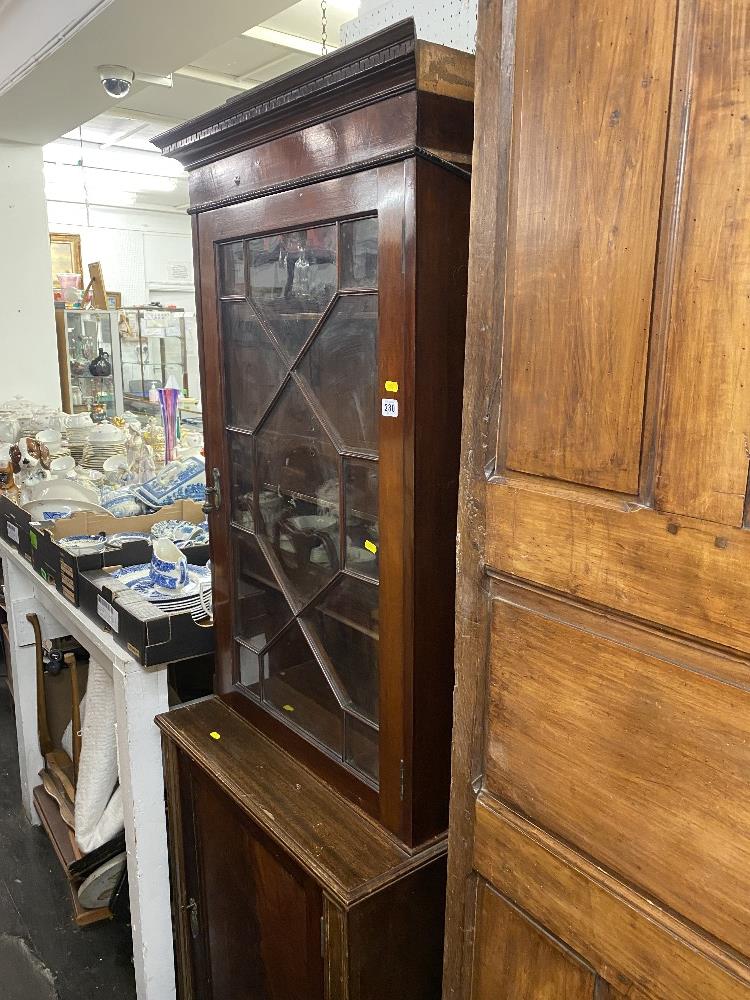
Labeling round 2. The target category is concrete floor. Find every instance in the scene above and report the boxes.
[0,680,137,999]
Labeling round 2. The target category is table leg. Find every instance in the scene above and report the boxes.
[4,558,43,823]
[111,657,176,1000]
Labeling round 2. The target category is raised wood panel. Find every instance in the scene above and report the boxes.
[473,796,750,1000]
[485,484,750,654]
[485,592,750,957]
[655,0,750,526]
[471,880,597,999]
[502,0,676,493]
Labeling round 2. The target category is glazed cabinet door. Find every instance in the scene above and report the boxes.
[174,749,324,1000]
[195,167,411,836]
[445,1,750,998]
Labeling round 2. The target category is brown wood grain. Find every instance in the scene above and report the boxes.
[501,0,676,493]
[415,40,476,103]
[473,796,750,1000]
[190,758,324,1000]
[442,0,510,992]
[156,697,446,905]
[188,94,417,213]
[347,856,447,1000]
[655,0,750,526]
[324,896,348,1000]
[485,592,750,956]
[471,881,597,999]
[485,483,750,654]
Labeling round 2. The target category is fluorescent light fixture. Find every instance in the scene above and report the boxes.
[243,26,337,54]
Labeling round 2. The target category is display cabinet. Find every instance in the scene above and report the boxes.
[55,306,123,417]
[117,307,188,409]
[156,19,474,849]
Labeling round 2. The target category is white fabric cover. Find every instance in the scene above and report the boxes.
[73,660,124,853]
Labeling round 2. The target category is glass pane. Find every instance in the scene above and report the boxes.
[297,294,378,451]
[235,533,292,651]
[222,300,287,431]
[248,226,337,359]
[219,241,245,296]
[340,217,378,289]
[344,459,379,580]
[303,575,379,724]
[229,432,255,532]
[256,379,339,603]
[237,643,261,697]
[345,716,379,783]
[263,621,343,757]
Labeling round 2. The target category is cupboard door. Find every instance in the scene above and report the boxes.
[197,169,411,834]
[188,761,324,1000]
[445,0,750,998]
[220,221,381,782]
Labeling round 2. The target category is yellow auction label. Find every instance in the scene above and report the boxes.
[364,539,378,554]
[384,380,399,393]
[209,731,221,740]
[283,704,295,712]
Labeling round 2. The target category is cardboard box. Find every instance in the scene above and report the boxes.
[78,551,213,666]
[0,492,33,561]
[31,500,207,605]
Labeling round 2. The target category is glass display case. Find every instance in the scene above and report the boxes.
[157,18,474,848]
[55,307,123,417]
[117,308,188,413]
[224,220,381,784]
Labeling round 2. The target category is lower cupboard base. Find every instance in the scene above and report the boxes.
[157,696,447,1000]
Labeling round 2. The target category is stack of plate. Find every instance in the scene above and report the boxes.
[67,425,92,463]
[109,563,212,618]
[81,425,127,471]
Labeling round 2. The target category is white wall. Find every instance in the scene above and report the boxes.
[342,0,477,51]
[45,200,201,402]
[0,141,61,404]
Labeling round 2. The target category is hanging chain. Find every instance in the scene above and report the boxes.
[321,0,328,55]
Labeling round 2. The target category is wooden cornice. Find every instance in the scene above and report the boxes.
[153,20,419,170]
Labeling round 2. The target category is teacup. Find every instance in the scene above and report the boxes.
[150,538,188,591]
[49,455,75,478]
[36,428,62,450]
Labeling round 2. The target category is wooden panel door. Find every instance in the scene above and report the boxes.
[444,1,750,998]
[181,756,324,1000]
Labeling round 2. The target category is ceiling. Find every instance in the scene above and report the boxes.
[0,0,360,214]
[0,0,358,146]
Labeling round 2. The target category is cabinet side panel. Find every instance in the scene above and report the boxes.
[502,0,677,492]
[412,157,471,845]
[347,854,447,1000]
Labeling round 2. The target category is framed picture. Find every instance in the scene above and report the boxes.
[106,291,122,309]
[50,232,83,288]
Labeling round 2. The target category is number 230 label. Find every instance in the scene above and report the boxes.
[381,398,399,418]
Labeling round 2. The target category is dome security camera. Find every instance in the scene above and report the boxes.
[98,65,134,99]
